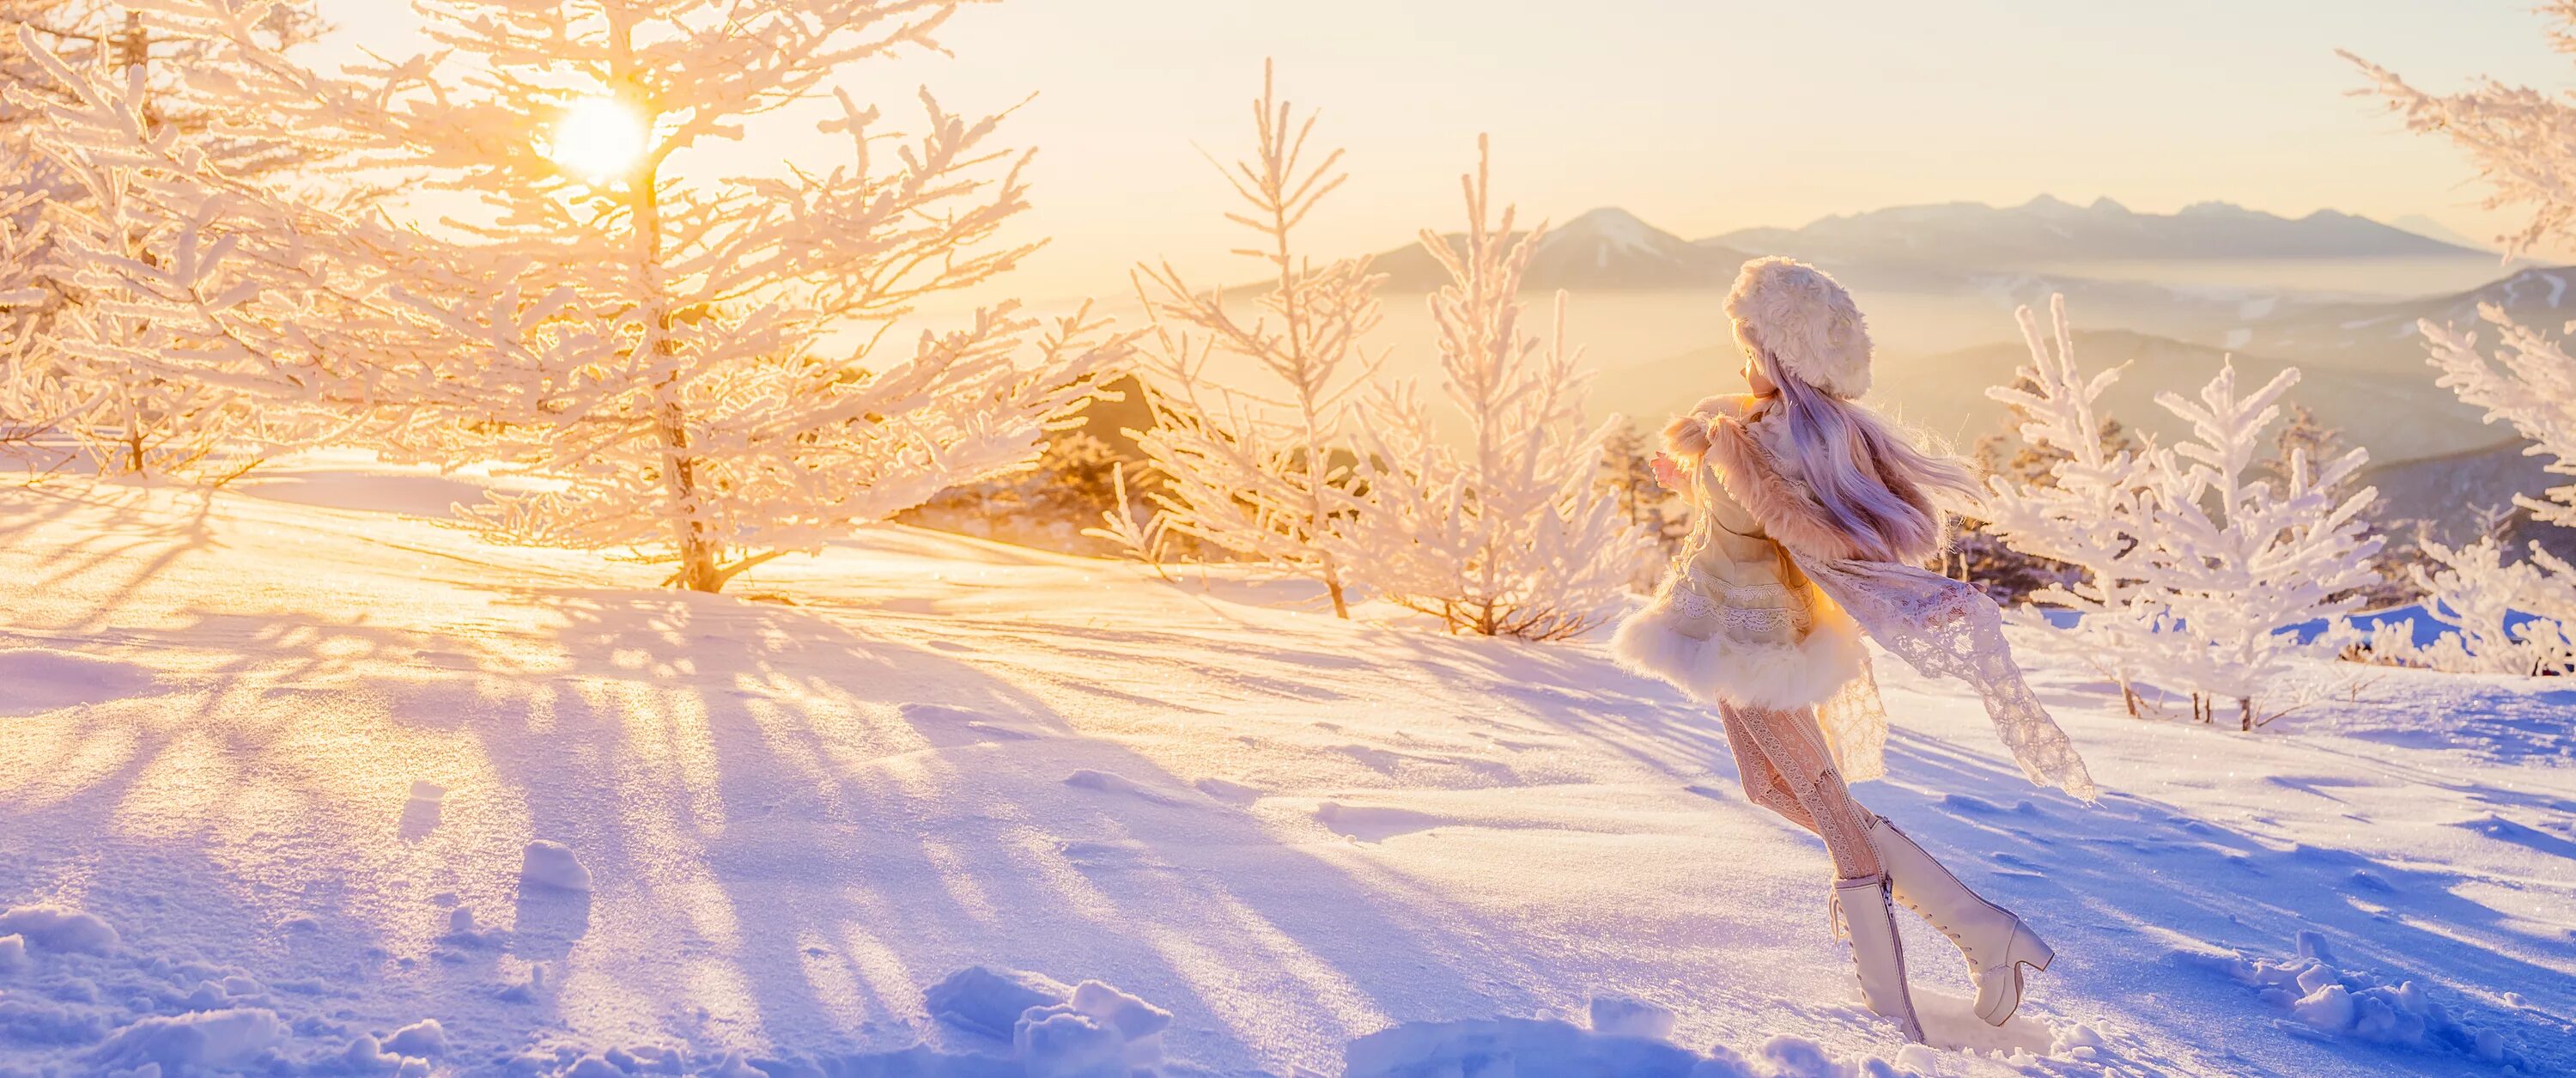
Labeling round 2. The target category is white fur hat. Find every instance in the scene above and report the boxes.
[1724,257,1872,399]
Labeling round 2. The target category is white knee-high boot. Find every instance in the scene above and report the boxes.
[1869,817,2054,1026]
[1831,875,1925,1042]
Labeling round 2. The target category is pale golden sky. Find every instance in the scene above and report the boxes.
[325,1,2576,300]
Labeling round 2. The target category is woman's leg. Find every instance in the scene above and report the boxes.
[1718,702,1819,836]
[1718,699,1881,880]
[1719,699,1923,1040]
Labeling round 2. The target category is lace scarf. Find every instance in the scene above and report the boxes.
[1792,553,2098,802]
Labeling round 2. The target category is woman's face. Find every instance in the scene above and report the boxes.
[1739,327,1778,396]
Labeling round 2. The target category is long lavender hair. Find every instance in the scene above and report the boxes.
[1757,348,1983,554]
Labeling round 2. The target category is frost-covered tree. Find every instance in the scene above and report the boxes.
[2142,365,2384,728]
[1978,297,2175,712]
[2345,17,2576,664]
[29,0,1123,590]
[2376,538,2576,676]
[1327,139,1648,640]
[1596,416,1689,585]
[0,15,337,478]
[1127,63,1382,617]
[1983,297,2382,723]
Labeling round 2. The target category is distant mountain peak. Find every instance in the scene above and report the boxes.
[1368,205,1745,291]
[1563,205,1652,228]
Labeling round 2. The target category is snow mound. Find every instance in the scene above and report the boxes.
[382,1017,447,1057]
[1589,995,1678,1040]
[519,839,593,892]
[1343,1014,1914,1078]
[0,904,119,954]
[89,1007,289,1074]
[2209,932,2526,1067]
[926,966,1172,1076]
[0,649,157,716]
[927,965,1074,1040]
[0,933,27,971]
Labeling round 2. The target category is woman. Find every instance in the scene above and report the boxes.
[1613,257,2095,1043]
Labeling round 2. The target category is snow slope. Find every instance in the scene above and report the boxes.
[0,466,2569,1076]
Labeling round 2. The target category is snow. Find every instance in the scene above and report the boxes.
[2181,932,2530,1068]
[88,1008,290,1074]
[0,468,2571,1076]
[519,841,594,893]
[0,907,117,956]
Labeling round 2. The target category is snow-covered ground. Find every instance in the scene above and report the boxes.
[0,459,2568,1076]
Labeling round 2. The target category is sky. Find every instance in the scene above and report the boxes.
[321,1,2576,300]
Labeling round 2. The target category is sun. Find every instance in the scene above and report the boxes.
[545,95,651,185]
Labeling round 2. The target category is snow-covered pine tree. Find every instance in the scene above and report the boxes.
[1978,296,2177,713]
[2385,537,2576,676]
[1596,416,1688,586]
[1,14,337,478]
[1127,63,1382,617]
[1326,138,1648,640]
[2142,365,2384,728]
[39,0,1124,591]
[2345,22,2576,666]
[1984,297,2386,723]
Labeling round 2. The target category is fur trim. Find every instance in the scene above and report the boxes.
[1662,412,1713,459]
[1611,594,1865,710]
[1704,416,1942,563]
[1660,394,1763,459]
[1726,258,1872,399]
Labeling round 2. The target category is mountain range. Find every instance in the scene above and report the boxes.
[1709,194,2483,268]
[1368,196,2489,293]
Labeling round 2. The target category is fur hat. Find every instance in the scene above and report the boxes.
[1724,257,1872,399]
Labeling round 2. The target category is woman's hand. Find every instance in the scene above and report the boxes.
[1649,452,1683,492]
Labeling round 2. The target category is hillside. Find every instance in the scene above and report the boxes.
[0,466,2567,1076]
[2229,266,2576,375]
[2362,438,2576,555]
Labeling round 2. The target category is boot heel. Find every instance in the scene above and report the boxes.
[2012,922,2055,971]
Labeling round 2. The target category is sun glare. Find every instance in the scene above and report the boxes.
[546,96,650,185]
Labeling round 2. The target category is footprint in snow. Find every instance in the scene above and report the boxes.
[1063,769,1182,806]
[1939,793,2043,817]
[398,782,445,844]
[1194,777,1263,805]
[1053,838,1163,871]
[1315,801,1445,843]
[900,702,1048,747]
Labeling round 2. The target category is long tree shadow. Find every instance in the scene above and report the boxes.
[15,585,1566,1072]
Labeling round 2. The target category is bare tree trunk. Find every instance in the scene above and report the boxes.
[2239,697,2254,732]
[612,26,720,594]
